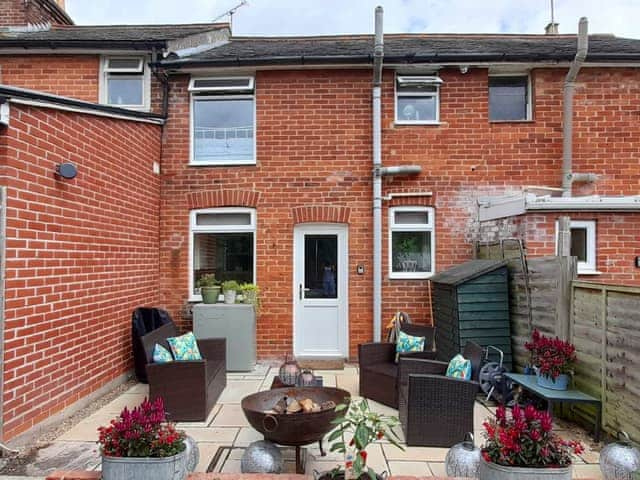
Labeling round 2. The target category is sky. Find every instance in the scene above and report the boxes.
[64,0,640,39]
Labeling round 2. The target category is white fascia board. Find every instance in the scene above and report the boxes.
[478,194,526,221]
[525,194,640,211]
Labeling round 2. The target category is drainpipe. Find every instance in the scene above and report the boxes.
[372,6,384,342]
[562,17,595,197]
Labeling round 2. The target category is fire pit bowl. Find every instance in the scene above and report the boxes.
[241,387,351,446]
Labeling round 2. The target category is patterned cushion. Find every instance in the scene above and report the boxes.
[446,354,472,380]
[395,330,425,362]
[152,343,174,364]
[167,332,202,361]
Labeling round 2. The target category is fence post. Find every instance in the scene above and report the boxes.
[556,217,573,340]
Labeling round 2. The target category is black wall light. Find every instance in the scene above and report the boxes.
[55,162,77,180]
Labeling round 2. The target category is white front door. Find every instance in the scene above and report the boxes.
[293,224,348,357]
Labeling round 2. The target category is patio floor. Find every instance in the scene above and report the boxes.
[20,363,603,479]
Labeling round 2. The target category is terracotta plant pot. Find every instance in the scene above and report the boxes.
[478,457,571,480]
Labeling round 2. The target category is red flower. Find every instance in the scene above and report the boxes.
[376,431,384,440]
[359,451,367,462]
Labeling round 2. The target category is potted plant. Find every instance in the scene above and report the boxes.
[196,273,220,304]
[478,404,583,480]
[98,397,188,480]
[322,398,404,480]
[525,329,577,390]
[240,282,260,311]
[222,280,240,304]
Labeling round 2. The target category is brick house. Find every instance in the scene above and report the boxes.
[1,0,640,442]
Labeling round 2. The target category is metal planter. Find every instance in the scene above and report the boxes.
[101,450,188,480]
[478,458,571,480]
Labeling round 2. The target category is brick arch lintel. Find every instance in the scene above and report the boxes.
[292,205,351,224]
[187,189,261,210]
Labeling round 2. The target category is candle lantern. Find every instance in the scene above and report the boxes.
[278,354,301,386]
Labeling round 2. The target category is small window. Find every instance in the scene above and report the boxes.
[489,75,531,121]
[389,207,435,279]
[395,75,442,124]
[190,76,255,165]
[190,208,256,299]
[100,56,148,110]
[556,220,596,274]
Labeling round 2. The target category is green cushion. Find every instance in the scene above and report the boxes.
[167,332,202,361]
[446,354,472,380]
[152,343,174,364]
[395,330,425,362]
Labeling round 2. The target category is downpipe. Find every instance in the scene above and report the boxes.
[372,6,383,342]
[562,17,590,197]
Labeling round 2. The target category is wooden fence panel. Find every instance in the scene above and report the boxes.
[570,281,640,443]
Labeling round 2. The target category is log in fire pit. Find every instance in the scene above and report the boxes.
[241,386,351,473]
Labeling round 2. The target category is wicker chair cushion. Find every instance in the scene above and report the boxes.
[167,332,203,361]
[152,344,174,363]
[395,330,425,362]
[445,354,472,380]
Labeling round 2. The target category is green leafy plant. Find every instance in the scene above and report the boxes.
[396,236,419,254]
[240,283,261,311]
[98,397,186,458]
[328,398,403,479]
[196,273,219,288]
[221,280,240,292]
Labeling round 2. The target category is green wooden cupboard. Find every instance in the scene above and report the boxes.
[430,259,512,370]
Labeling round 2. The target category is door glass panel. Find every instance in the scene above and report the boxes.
[304,235,337,299]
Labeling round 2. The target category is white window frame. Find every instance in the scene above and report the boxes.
[555,220,597,274]
[389,206,436,279]
[99,55,150,111]
[394,74,442,125]
[188,76,255,93]
[488,73,533,122]
[188,207,257,301]
[189,76,256,166]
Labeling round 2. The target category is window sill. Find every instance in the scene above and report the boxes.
[489,119,534,124]
[389,273,434,280]
[189,161,257,167]
[577,270,602,275]
[394,121,441,126]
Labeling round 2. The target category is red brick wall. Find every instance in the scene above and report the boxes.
[160,70,374,358]
[0,104,162,440]
[0,55,165,113]
[0,56,100,102]
[160,65,640,360]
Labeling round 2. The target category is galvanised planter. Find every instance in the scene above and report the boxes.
[101,450,188,480]
[536,371,570,391]
[478,457,571,480]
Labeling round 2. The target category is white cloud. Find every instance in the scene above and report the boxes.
[64,0,640,38]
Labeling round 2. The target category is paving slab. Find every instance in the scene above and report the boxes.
[183,427,239,444]
[24,442,99,477]
[388,461,431,477]
[211,404,251,428]
[383,445,448,462]
[194,442,224,472]
[218,380,264,404]
[56,412,115,442]
[177,404,223,429]
[233,427,264,447]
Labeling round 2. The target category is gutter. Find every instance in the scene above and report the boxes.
[562,18,596,197]
[0,85,165,124]
[526,194,640,211]
[372,6,384,343]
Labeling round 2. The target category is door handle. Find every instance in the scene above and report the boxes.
[299,283,303,300]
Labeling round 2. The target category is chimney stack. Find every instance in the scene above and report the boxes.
[545,22,559,35]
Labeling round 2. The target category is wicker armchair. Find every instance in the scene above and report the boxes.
[358,324,436,409]
[140,322,227,422]
[398,341,483,447]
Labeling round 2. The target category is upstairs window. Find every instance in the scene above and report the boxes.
[189,76,255,165]
[395,75,442,124]
[101,57,148,110]
[489,75,531,121]
[389,207,435,279]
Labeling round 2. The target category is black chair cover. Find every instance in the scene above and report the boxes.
[131,307,173,383]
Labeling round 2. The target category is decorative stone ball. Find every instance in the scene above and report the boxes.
[445,433,481,478]
[600,432,640,480]
[183,435,200,472]
[241,440,284,474]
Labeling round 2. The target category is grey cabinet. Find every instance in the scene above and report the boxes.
[193,303,256,372]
